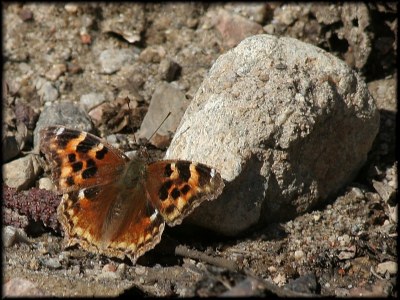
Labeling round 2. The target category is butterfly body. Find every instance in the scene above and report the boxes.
[40,126,224,263]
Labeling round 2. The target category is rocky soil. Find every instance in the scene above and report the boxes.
[2,3,397,297]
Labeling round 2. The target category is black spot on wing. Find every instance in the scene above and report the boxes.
[68,153,76,163]
[71,161,83,172]
[82,166,97,179]
[176,161,191,182]
[159,180,172,201]
[83,187,100,200]
[56,130,81,149]
[80,159,98,179]
[76,136,96,153]
[66,176,75,186]
[181,184,190,195]
[95,147,108,160]
[164,205,176,215]
[171,188,180,199]
[86,159,96,168]
[164,163,173,177]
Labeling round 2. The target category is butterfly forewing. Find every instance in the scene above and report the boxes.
[40,126,128,192]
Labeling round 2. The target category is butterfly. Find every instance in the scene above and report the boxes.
[39,126,224,263]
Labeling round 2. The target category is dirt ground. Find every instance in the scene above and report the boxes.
[3,3,397,297]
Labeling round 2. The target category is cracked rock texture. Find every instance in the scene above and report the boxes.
[166,34,380,236]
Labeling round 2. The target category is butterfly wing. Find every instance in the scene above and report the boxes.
[145,160,224,226]
[58,183,164,263]
[40,126,165,263]
[40,126,129,192]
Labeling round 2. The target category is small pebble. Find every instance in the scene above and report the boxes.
[3,226,29,247]
[376,261,397,276]
[45,64,67,81]
[64,4,78,14]
[3,226,18,248]
[42,257,62,269]
[268,266,277,273]
[4,278,44,296]
[80,93,106,111]
[135,266,147,275]
[313,214,321,222]
[294,250,305,261]
[38,177,55,191]
[102,263,117,273]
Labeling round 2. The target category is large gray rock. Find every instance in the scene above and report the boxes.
[165,34,380,236]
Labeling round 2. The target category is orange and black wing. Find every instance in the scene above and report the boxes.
[145,160,224,226]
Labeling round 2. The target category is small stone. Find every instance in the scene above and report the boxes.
[99,49,136,74]
[268,266,277,273]
[37,81,59,102]
[3,226,18,247]
[349,187,364,199]
[117,263,126,277]
[139,46,166,63]
[135,266,147,275]
[215,8,263,48]
[41,257,62,270]
[102,263,117,273]
[338,245,356,260]
[376,261,397,276]
[18,9,33,22]
[313,214,321,222]
[96,262,124,280]
[64,4,78,14]
[80,93,106,111]
[388,204,397,223]
[38,177,56,191]
[3,278,44,297]
[294,250,305,261]
[272,273,286,287]
[80,33,92,45]
[45,64,67,81]
[3,154,42,190]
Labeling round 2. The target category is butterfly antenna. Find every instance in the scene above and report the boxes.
[147,112,171,142]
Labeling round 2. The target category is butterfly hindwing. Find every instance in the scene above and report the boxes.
[145,160,224,226]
